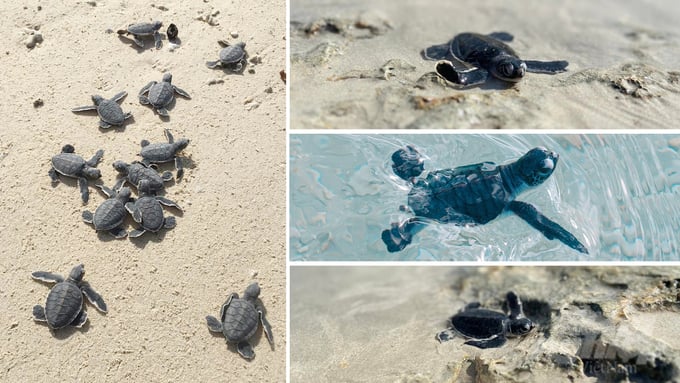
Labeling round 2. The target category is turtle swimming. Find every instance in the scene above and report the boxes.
[49,144,103,203]
[113,160,173,194]
[422,32,568,87]
[381,145,588,254]
[72,91,132,129]
[32,264,107,330]
[206,282,274,359]
[436,291,535,349]
[138,73,191,117]
[125,180,181,238]
[117,21,163,49]
[139,129,190,180]
[82,185,132,239]
[206,41,247,71]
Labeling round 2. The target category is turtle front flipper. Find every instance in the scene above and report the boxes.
[465,335,506,349]
[138,95,151,105]
[206,315,223,333]
[205,60,221,69]
[259,310,274,346]
[381,218,426,253]
[153,31,162,49]
[506,291,524,320]
[31,271,64,283]
[33,305,47,322]
[422,41,453,61]
[128,228,147,238]
[175,156,184,180]
[173,86,191,99]
[508,200,588,254]
[78,177,90,203]
[82,283,108,313]
[524,60,569,74]
[436,329,456,343]
[237,341,255,359]
[71,310,88,328]
[436,61,489,87]
[72,105,98,112]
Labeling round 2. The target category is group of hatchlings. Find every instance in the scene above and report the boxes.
[38,21,273,359]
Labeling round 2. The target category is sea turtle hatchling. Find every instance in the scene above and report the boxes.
[422,32,569,87]
[82,185,132,239]
[382,146,588,254]
[139,129,190,180]
[138,73,191,117]
[206,282,274,359]
[32,264,107,330]
[113,160,173,194]
[206,41,247,71]
[72,91,132,129]
[117,21,163,49]
[125,180,181,238]
[49,144,104,203]
[436,291,535,349]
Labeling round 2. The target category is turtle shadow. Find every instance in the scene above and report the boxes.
[116,35,158,53]
[128,230,169,248]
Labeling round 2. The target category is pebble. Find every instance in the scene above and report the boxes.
[230,31,238,38]
[24,31,43,49]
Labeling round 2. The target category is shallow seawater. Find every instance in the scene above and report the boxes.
[289,133,680,261]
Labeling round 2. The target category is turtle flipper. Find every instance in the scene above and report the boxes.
[206,315,223,333]
[436,329,456,343]
[488,32,514,42]
[133,36,145,48]
[86,149,104,167]
[173,86,191,99]
[524,60,569,74]
[32,305,47,322]
[153,31,162,49]
[71,310,88,328]
[508,200,588,254]
[465,335,506,349]
[206,60,221,69]
[506,291,524,320]
[109,227,128,239]
[163,216,177,229]
[381,218,426,253]
[138,81,155,97]
[175,156,184,180]
[112,91,128,103]
[422,41,453,61]
[82,210,94,224]
[259,310,274,346]
[72,105,98,112]
[156,196,181,210]
[31,271,64,283]
[48,168,59,183]
[128,228,146,238]
[78,177,89,203]
[157,108,170,117]
[82,283,108,313]
[436,61,489,87]
[237,341,255,359]
[99,120,112,129]
[138,95,151,105]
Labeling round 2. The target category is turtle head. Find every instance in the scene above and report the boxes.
[174,138,190,151]
[152,20,163,30]
[69,264,85,282]
[508,318,535,337]
[243,282,261,301]
[91,95,105,105]
[112,160,129,175]
[490,56,526,82]
[515,147,558,187]
[391,145,424,181]
[162,73,172,83]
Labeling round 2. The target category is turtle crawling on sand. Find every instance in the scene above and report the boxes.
[82,185,131,239]
[49,144,103,203]
[139,129,190,180]
[138,73,191,117]
[125,180,181,238]
[113,160,173,194]
[206,41,247,71]
[72,91,132,129]
[382,145,588,254]
[422,32,568,87]
[118,21,163,49]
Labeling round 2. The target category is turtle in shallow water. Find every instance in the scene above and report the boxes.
[139,129,190,180]
[422,32,569,87]
[206,41,247,71]
[206,282,274,359]
[117,21,163,49]
[112,160,173,193]
[436,291,535,349]
[72,91,132,129]
[32,264,107,330]
[125,180,181,237]
[138,73,191,117]
[381,145,588,254]
[49,144,103,203]
[82,185,131,239]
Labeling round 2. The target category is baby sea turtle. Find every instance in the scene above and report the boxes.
[436,292,535,349]
[49,144,104,204]
[32,264,107,330]
[82,185,132,239]
[382,146,588,254]
[139,129,189,180]
[117,21,163,49]
[206,282,274,359]
[113,160,173,194]
[422,32,569,87]
[125,180,181,238]
[72,91,132,129]
[206,41,247,71]
[138,73,191,117]
[166,23,178,41]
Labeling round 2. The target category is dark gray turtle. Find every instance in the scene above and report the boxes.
[32,264,107,330]
[382,146,588,254]
[125,180,181,237]
[437,292,535,349]
[206,41,247,71]
[82,185,131,239]
[112,160,173,194]
[72,91,132,129]
[138,73,191,117]
[49,144,103,203]
[422,32,569,87]
[206,282,274,359]
[117,21,163,49]
[139,129,190,180]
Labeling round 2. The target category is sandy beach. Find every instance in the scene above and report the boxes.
[0,0,285,381]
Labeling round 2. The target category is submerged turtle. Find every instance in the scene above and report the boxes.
[117,21,163,49]
[139,129,189,180]
[82,185,132,239]
[422,32,568,87]
[125,180,181,237]
[72,91,132,129]
[206,41,247,71]
[113,160,173,193]
[32,264,107,330]
[382,146,588,254]
[49,144,103,203]
[138,73,191,117]
[206,282,274,359]
[436,291,535,349]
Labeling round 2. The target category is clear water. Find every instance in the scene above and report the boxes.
[289,133,680,261]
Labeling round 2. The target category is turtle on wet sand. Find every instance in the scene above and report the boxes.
[32,264,107,330]
[125,179,181,238]
[139,129,190,180]
[138,73,191,117]
[117,21,163,49]
[206,282,274,359]
[437,291,535,349]
[72,91,132,129]
[422,32,569,87]
[206,41,247,71]
[382,146,588,254]
[82,185,132,239]
[112,160,173,194]
[49,144,104,203]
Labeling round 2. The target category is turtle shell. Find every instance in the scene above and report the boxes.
[222,298,259,342]
[52,153,86,177]
[452,33,519,68]
[126,163,166,192]
[135,196,165,232]
[141,143,176,163]
[147,82,174,108]
[127,21,161,35]
[93,199,127,231]
[97,99,126,125]
[219,44,246,64]
[451,309,507,340]
[44,281,83,329]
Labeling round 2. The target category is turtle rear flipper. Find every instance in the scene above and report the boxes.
[139,95,151,105]
[436,61,489,86]
[175,157,184,180]
[157,108,170,117]
[206,315,223,333]
[82,210,94,224]
[237,341,255,359]
[525,60,569,74]
[109,227,128,239]
[71,310,88,328]
[128,228,146,238]
[133,36,145,48]
[78,177,90,203]
[465,335,506,349]
[99,120,113,129]
[422,41,453,61]
[82,283,108,313]
[33,305,47,322]
[508,200,588,254]
[163,217,177,229]
[436,329,455,343]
